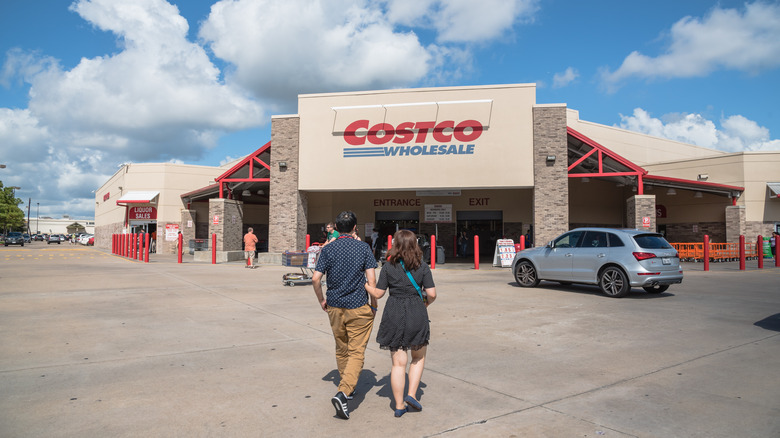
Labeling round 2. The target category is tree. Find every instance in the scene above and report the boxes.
[0,182,25,233]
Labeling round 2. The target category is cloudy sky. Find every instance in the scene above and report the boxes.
[1,0,779,219]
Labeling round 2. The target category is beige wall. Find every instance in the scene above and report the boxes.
[297,84,537,191]
[93,163,224,249]
[644,152,780,223]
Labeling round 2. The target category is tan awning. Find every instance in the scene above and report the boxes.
[768,182,780,198]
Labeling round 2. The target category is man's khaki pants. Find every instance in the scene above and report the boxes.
[327,304,375,395]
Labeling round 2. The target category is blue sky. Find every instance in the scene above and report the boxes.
[1,0,779,219]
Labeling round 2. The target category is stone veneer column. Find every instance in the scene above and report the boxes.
[725,205,746,243]
[626,195,656,231]
[532,104,569,246]
[208,198,244,251]
[180,209,196,253]
[269,115,308,253]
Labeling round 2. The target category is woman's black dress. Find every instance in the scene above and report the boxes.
[375,261,435,351]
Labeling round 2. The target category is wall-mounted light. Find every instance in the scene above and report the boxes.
[278,161,288,170]
[694,191,703,198]
[666,188,677,196]
[697,174,709,181]
[257,189,265,195]
[582,177,590,183]
[118,186,123,191]
[545,155,556,163]
[241,190,251,197]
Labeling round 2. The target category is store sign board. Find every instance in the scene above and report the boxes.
[493,239,516,267]
[165,224,179,241]
[424,204,452,223]
[129,206,157,220]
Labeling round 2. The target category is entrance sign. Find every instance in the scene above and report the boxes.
[165,224,179,241]
[129,206,157,220]
[424,204,452,223]
[493,239,516,267]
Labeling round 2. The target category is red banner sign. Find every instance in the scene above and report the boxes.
[129,206,157,220]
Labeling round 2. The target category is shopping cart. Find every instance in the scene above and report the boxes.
[282,246,324,287]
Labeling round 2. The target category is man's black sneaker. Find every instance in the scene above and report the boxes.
[331,392,349,419]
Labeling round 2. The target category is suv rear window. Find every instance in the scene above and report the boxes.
[633,234,672,249]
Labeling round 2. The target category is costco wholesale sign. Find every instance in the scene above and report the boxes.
[342,119,484,158]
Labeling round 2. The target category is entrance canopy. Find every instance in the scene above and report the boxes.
[116,191,159,205]
[567,127,743,201]
[181,141,271,205]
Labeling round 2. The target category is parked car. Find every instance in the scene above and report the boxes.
[4,232,25,246]
[512,228,683,298]
[22,233,31,243]
[79,234,94,245]
[87,235,94,246]
[47,234,64,244]
[33,234,44,241]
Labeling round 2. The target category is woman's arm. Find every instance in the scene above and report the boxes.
[365,283,386,300]
[424,287,436,307]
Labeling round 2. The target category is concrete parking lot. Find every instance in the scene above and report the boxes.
[1,243,779,437]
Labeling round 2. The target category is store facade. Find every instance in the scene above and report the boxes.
[94,83,780,258]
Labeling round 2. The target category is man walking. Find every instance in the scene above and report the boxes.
[243,227,258,269]
[312,211,378,420]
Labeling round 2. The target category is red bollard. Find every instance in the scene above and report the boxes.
[703,235,710,271]
[212,233,217,265]
[474,235,480,270]
[430,235,436,269]
[739,235,746,271]
[306,234,310,250]
[124,233,129,257]
[145,233,150,263]
[388,235,392,251]
[519,235,526,251]
[132,233,137,259]
[758,235,763,269]
[177,233,183,264]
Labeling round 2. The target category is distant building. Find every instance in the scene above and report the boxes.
[28,217,95,235]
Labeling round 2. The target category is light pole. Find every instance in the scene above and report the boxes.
[36,203,39,234]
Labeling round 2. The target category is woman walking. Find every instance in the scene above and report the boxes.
[365,229,437,417]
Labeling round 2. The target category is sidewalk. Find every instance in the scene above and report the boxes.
[1,245,778,437]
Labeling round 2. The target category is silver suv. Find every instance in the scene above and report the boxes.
[512,228,683,298]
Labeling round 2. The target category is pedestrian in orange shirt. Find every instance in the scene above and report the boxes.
[244,227,259,269]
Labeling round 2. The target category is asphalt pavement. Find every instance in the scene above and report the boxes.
[1,243,779,437]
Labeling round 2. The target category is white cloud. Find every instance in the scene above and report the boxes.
[552,67,578,88]
[602,2,780,89]
[0,0,266,218]
[199,0,435,107]
[618,108,780,152]
[383,0,540,43]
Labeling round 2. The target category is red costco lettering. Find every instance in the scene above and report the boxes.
[344,119,484,145]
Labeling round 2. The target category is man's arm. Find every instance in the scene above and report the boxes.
[365,268,378,313]
[312,271,327,312]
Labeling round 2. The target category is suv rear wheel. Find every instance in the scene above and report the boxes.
[599,266,630,298]
[514,261,540,287]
